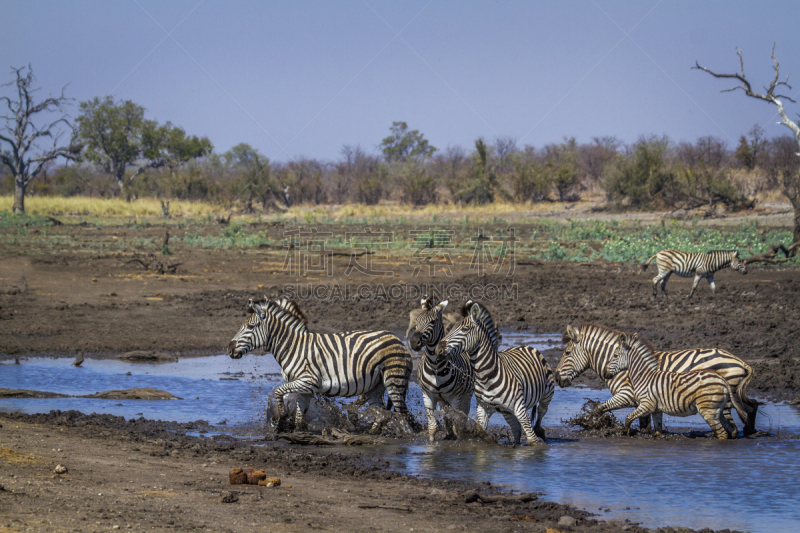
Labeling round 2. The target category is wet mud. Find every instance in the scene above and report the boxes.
[0,410,744,533]
[1,251,798,400]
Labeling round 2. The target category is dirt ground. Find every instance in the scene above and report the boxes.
[1,246,798,400]
[0,410,745,533]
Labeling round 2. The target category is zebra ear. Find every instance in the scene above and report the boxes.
[435,300,448,314]
[250,300,266,320]
[619,332,630,348]
[469,303,482,323]
[565,325,581,343]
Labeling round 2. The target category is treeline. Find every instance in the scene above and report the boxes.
[3,119,798,212]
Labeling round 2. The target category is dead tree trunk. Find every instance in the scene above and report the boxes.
[695,45,800,246]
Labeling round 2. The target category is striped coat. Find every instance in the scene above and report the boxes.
[555,323,758,435]
[227,298,413,429]
[608,333,747,439]
[438,305,554,445]
[642,249,747,298]
[410,297,475,442]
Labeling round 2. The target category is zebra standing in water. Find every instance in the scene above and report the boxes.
[437,305,554,445]
[410,298,496,442]
[228,298,414,429]
[642,249,747,298]
[607,332,747,439]
[555,323,758,435]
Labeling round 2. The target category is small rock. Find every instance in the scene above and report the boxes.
[220,492,238,503]
[558,515,576,527]
[112,526,120,530]
[54,464,68,475]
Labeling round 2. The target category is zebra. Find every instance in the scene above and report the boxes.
[641,249,747,298]
[409,297,479,442]
[555,323,758,435]
[437,304,554,445]
[227,297,415,430]
[607,332,748,439]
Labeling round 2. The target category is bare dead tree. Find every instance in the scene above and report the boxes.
[743,242,800,264]
[0,66,81,213]
[694,45,800,249]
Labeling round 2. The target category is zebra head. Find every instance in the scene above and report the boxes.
[409,297,448,353]
[435,304,483,361]
[554,324,591,387]
[227,298,269,359]
[730,251,747,274]
[607,332,635,378]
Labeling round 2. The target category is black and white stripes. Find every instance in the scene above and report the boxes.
[607,333,748,439]
[556,323,758,435]
[227,298,413,429]
[437,304,554,445]
[641,249,747,298]
[410,297,475,442]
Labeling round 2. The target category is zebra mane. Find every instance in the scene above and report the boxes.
[629,332,657,354]
[623,333,659,369]
[461,300,500,350]
[421,295,440,310]
[266,298,309,332]
[564,322,623,344]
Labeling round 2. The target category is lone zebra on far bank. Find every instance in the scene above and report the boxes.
[641,249,747,298]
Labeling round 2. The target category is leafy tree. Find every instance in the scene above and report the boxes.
[380,121,436,163]
[224,143,281,211]
[399,161,437,206]
[0,66,80,213]
[73,96,146,199]
[603,136,676,208]
[450,138,498,205]
[73,96,210,199]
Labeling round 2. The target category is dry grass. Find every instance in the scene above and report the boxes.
[0,196,219,217]
[0,447,43,464]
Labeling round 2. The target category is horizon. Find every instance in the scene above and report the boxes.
[2,1,800,163]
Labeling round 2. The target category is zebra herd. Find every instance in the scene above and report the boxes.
[228,291,757,444]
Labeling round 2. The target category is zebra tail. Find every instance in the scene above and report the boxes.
[723,378,749,425]
[640,254,658,272]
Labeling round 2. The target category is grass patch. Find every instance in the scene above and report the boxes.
[0,196,219,217]
[0,447,43,464]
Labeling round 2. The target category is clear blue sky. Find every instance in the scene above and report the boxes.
[2,0,799,162]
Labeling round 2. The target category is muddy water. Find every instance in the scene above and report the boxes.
[2,333,800,532]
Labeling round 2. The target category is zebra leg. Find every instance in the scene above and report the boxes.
[688,274,702,299]
[708,275,716,295]
[698,400,731,439]
[652,274,662,297]
[596,392,637,415]
[533,389,554,440]
[476,402,491,430]
[652,412,664,434]
[660,272,672,298]
[273,378,316,425]
[422,391,439,443]
[294,393,312,430]
[501,411,523,445]
[624,401,656,437]
[512,400,541,445]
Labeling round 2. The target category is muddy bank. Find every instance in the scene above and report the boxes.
[0,387,181,400]
[0,410,742,533]
[1,251,798,400]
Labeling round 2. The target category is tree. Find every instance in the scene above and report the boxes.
[695,45,800,245]
[380,121,436,163]
[449,138,498,205]
[137,121,212,177]
[0,66,80,213]
[73,96,210,199]
[224,143,281,212]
